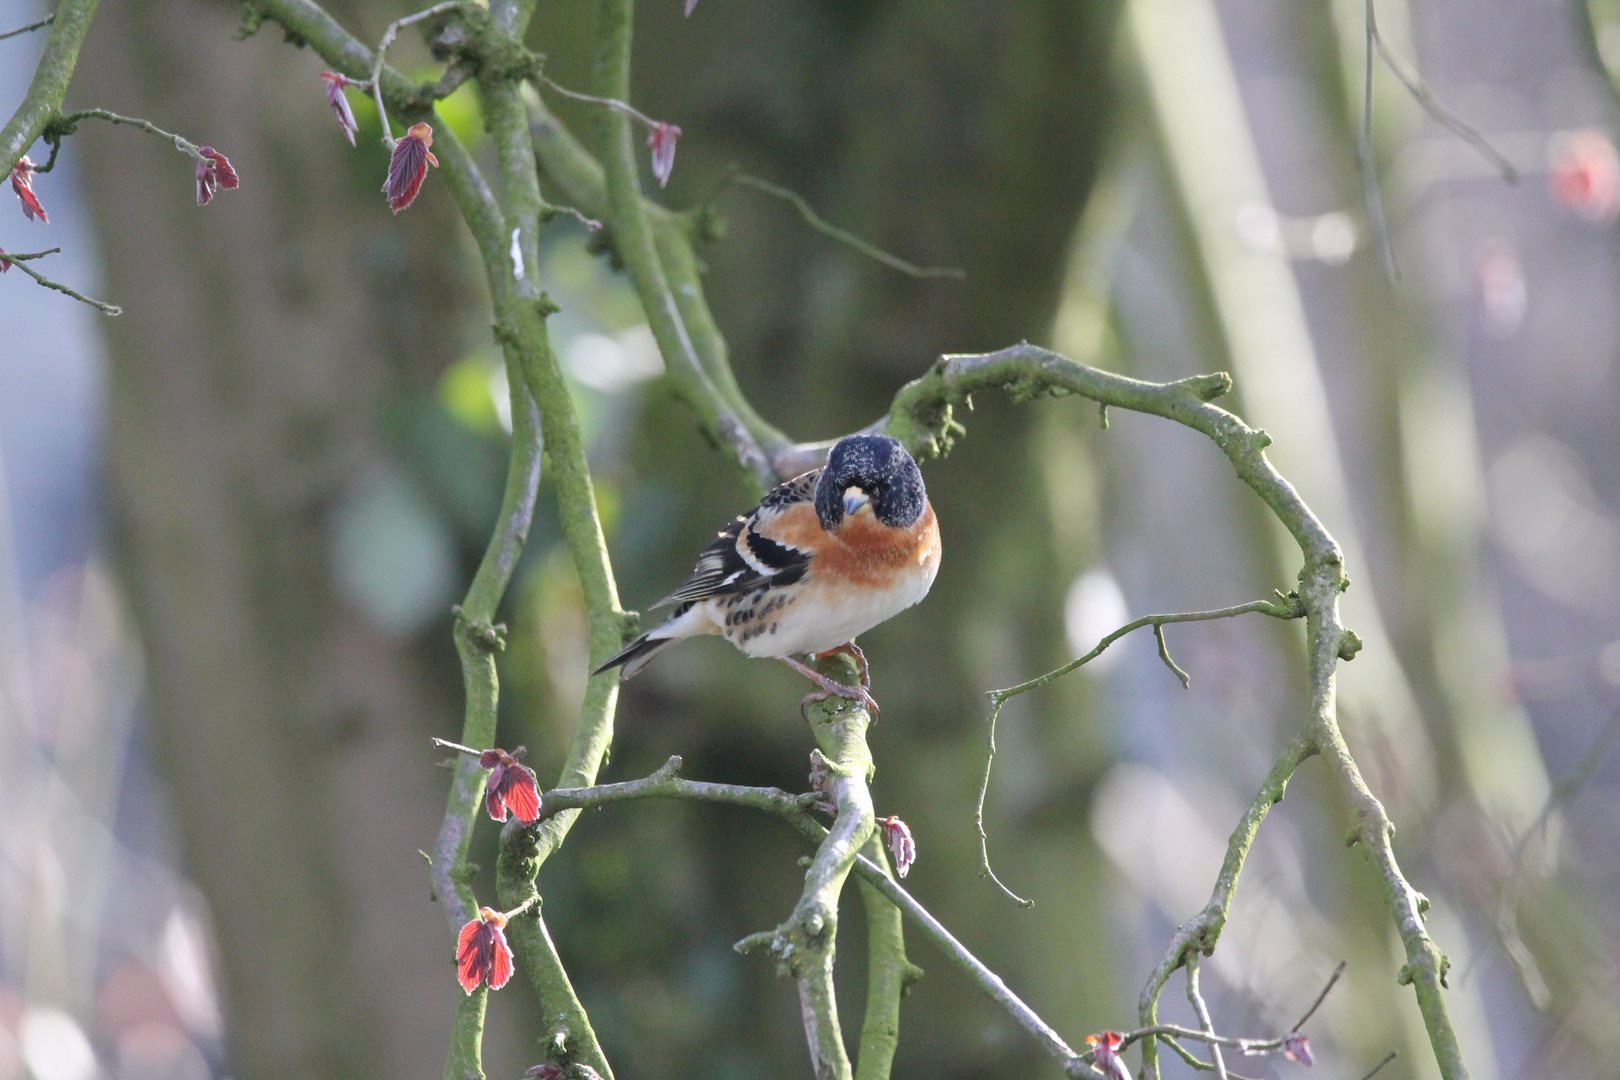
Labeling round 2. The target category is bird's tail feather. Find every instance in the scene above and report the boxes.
[592,633,680,680]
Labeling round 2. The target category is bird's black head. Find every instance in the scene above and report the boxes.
[814,434,927,532]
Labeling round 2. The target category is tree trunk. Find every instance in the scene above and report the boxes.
[75,2,476,1075]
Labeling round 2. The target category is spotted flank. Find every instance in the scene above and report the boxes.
[593,434,941,685]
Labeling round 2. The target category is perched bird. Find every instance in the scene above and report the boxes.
[594,434,941,715]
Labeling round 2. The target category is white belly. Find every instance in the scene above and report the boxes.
[727,559,939,658]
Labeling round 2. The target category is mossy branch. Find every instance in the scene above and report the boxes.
[873,342,1465,1080]
[523,87,798,492]
[0,0,101,171]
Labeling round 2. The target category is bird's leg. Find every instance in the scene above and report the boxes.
[808,642,871,691]
[781,655,881,720]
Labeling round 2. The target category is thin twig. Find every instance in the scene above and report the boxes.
[0,14,52,41]
[1359,0,1397,280]
[32,131,62,173]
[2,247,121,314]
[1358,0,1519,281]
[530,741,1336,1080]
[1359,1050,1398,1080]
[1154,623,1190,689]
[988,598,1302,704]
[1486,705,1620,1005]
[58,109,206,160]
[536,757,1083,1071]
[432,737,484,757]
[970,598,1301,905]
[533,73,663,133]
[730,171,966,280]
[973,697,1036,907]
[369,1,463,147]
[1365,0,1517,182]
[544,202,602,231]
[1185,957,1229,1080]
[1292,960,1346,1031]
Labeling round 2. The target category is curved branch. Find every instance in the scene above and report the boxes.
[1,0,101,172]
[876,343,1464,1079]
[0,14,53,41]
[585,0,782,493]
[975,598,1306,906]
[729,172,965,280]
[540,753,1088,1077]
[1,247,121,314]
[523,87,799,491]
[854,831,916,1080]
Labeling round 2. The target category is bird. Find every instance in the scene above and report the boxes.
[593,433,941,716]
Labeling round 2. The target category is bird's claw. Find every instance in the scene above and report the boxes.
[801,681,881,721]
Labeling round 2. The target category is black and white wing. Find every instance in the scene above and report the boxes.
[653,469,818,608]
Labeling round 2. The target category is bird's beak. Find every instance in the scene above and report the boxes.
[843,486,872,518]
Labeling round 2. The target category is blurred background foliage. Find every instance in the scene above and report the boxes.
[7,0,1620,1078]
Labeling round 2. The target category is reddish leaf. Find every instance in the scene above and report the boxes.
[482,747,541,824]
[1087,1032,1131,1080]
[456,907,514,994]
[195,147,239,207]
[319,73,359,146]
[647,122,680,188]
[384,123,438,213]
[317,72,359,145]
[10,157,47,223]
[878,815,915,878]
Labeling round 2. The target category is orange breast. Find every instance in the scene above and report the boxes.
[771,502,940,588]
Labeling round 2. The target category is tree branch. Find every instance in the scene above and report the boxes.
[55,108,210,159]
[584,0,783,493]
[853,831,916,1080]
[763,657,880,1080]
[367,2,465,148]
[1,0,101,172]
[876,342,1463,1079]
[1,247,121,314]
[1185,957,1228,1080]
[973,599,1304,905]
[544,753,1089,1076]
[728,171,966,280]
[0,14,54,41]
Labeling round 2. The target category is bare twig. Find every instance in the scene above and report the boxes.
[877,342,1465,1079]
[1185,956,1229,1080]
[543,202,602,231]
[537,755,1084,1073]
[1154,623,1191,689]
[1365,0,1516,182]
[1,247,121,314]
[1358,0,1518,280]
[1359,0,1397,280]
[1487,705,1620,1006]
[533,73,665,134]
[1359,1050,1398,1080]
[973,696,1036,907]
[368,1,463,147]
[1292,960,1346,1031]
[0,14,53,41]
[990,599,1302,704]
[431,736,484,757]
[729,171,966,280]
[536,751,1346,1080]
[56,108,207,159]
[971,598,1302,906]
